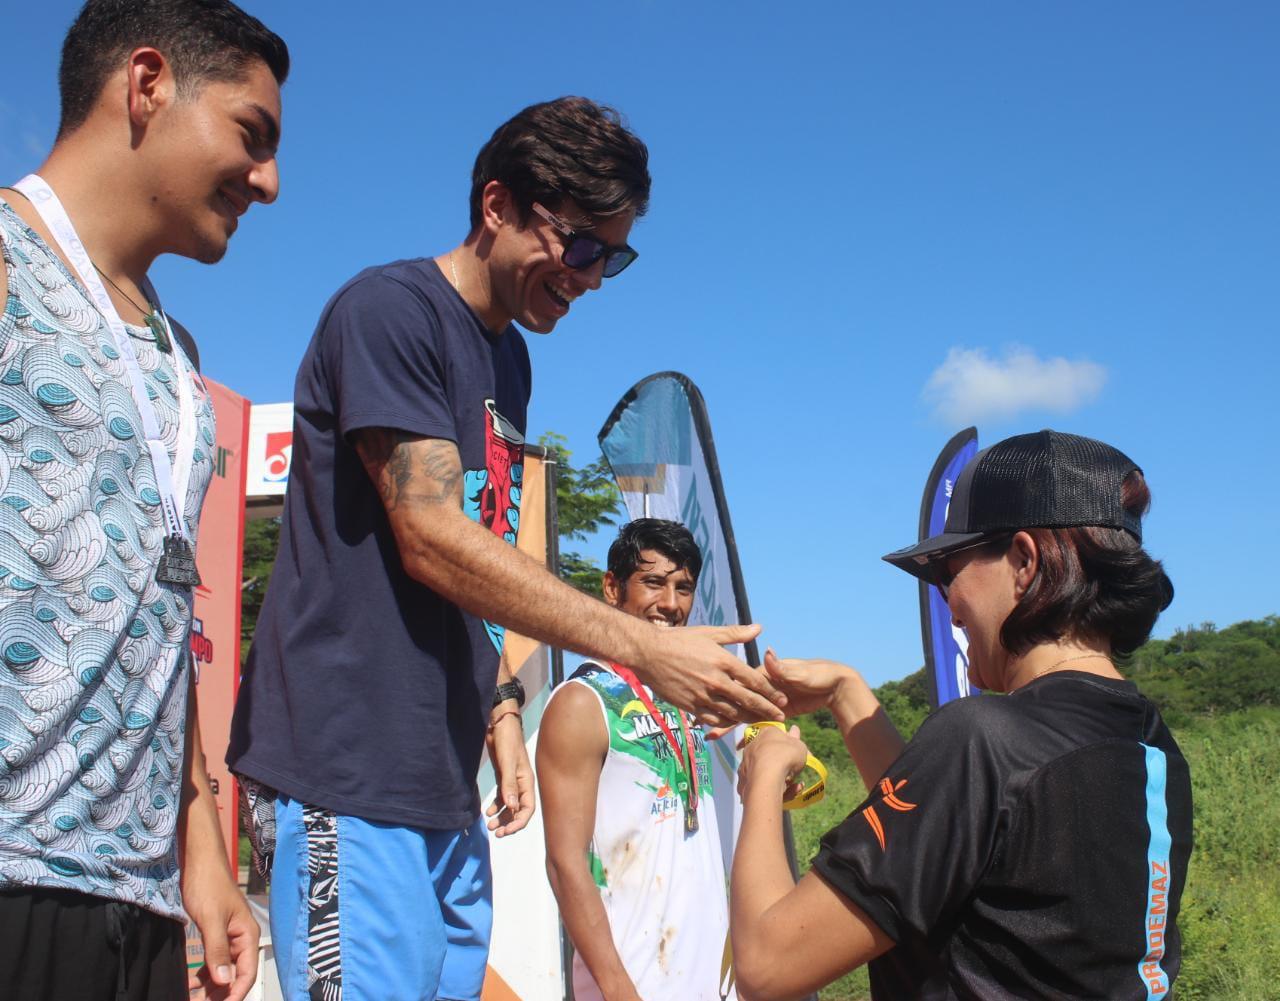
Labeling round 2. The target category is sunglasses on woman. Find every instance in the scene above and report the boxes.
[929,534,1014,599]
[531,202,639,279]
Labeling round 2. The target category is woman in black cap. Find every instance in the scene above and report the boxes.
[730,430,1192,1001]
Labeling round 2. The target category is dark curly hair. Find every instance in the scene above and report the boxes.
[58,0,289,138]
[607,519,702,590]
[469,96,650,231]
[1001,470,1175,657]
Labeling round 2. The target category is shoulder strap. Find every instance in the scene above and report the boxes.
[165,314,201,373]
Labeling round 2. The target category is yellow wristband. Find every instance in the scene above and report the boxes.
[741,720,828,810]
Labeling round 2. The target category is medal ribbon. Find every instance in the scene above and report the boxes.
[9,175,197,541]
[609,662,699,817]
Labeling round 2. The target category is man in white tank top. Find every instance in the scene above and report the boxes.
[538,519,734,1001]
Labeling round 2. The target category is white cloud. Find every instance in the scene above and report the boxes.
[923,345,1107,424]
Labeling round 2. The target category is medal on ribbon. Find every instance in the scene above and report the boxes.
[610,662,701,834]
[155,534,202,588]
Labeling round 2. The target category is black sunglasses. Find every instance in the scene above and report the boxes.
[531,202,638,279]
[928,534,1013,599]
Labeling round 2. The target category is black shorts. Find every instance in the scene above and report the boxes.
[0,887,186,1001]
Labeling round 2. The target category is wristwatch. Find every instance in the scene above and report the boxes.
[492,678,526,709]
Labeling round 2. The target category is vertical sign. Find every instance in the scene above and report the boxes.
[598,374,759,866]
[245,402,294,499]
[917,427,979,707]
[480,448,567,1001]
[192,378,250,867]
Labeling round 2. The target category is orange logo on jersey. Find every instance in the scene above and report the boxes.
[861,777,917,851]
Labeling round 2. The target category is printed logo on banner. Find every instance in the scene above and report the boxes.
[263,431,293,482]
[190,615,214,667]
[463,400,525,651]
[680,485,725,626]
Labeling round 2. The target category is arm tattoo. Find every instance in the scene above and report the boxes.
[353,429,462,512]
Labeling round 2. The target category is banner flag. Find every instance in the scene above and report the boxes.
[918,427,980,708]
[597,371,761,882]
[480,447,569,1001]
[183,378,250,979]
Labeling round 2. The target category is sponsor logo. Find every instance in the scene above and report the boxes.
[211,444,232,480]
[263,431,293,483]
[463,400,525,652]
[629,709,685,742]
[1141,859,1171,995]
[188,619,213,665]
[861,776,917,851]
[650,781,680,823]
[680,486,725,626]
[190,616,214,666]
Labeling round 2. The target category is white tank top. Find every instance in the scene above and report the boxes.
[559,661,734,1001]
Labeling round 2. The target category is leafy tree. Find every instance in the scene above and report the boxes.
[538,432,623,598]
[874,667,932,739]
[1122,616,1280,725]
[240,516,280,662]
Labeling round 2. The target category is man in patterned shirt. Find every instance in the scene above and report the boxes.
[0,3,287,999]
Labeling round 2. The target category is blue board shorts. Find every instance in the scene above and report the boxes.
[267,792,492,1001]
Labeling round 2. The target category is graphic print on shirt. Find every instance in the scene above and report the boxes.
[463,399,524,651]
[0,202,216,918]
[860,776,918,851]
[577,665,712,819]
[566,663,734,1001]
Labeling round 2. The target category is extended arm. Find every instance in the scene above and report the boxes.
[352,429,781,726]
[179,675,259,1000]
[731,728,894,1000]
[537,685,640,1001]
[764,651,906,790]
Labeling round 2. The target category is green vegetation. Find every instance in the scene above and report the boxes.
[537,432,623,598]
[240,515,280,662]
[787,617,1280,1000]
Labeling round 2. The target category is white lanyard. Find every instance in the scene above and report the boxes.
[9,174,197,540]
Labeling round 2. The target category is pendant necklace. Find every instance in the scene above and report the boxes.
[93,264,172,353]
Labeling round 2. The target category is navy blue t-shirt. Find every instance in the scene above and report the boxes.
[228,258,531,829]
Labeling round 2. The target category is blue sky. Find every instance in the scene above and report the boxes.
[7,2,1277,687]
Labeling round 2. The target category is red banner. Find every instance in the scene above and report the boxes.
[192,378,250,869]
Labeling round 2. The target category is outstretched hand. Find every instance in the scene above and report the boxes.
[636,623,786,727]
[762,649,860,717]
[706,650,860,739]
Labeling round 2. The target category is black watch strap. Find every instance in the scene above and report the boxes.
[493,679,525,708]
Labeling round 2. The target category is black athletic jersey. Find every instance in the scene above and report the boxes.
[813,672,1193,1000]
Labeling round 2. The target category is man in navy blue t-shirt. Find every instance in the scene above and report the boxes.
[228,97,785,1001]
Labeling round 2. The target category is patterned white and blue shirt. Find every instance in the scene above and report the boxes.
[0,198,215,919]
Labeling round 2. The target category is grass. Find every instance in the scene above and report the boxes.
[785,706,1280,1000]
[1172,708,1280,1001]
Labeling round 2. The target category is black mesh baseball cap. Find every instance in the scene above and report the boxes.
[883,429,1143,582]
